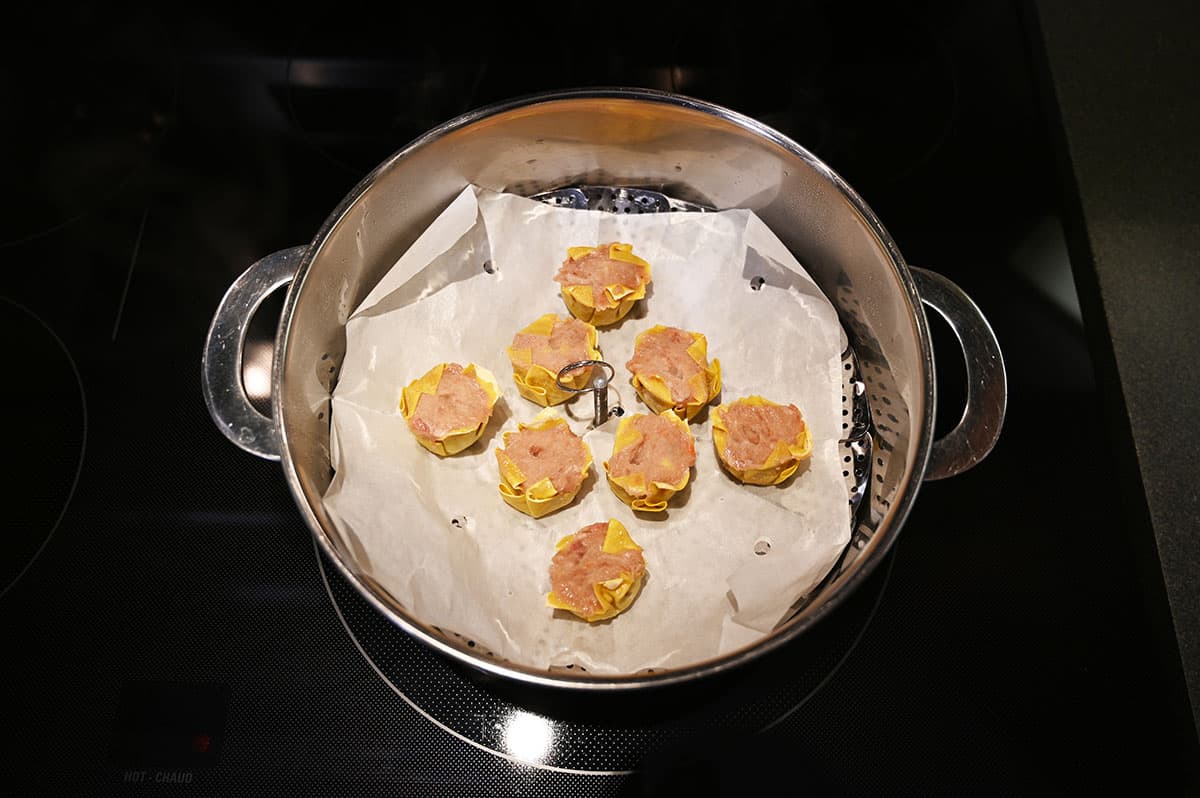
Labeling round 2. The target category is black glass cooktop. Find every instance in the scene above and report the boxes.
[3,3,1196,795]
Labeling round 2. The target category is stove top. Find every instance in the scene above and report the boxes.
[3,4,1196,795]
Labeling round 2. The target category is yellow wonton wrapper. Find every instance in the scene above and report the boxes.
[398,362,501,457]
[546,518,646,622]
[558,242,652,327]
[712,396,814,486]
[603,411,695,513]
[506,313,601,407]
[495,412,593,518]
[628,325,722,422]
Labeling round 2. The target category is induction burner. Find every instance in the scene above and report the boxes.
[0,299,87,597]
[3,3,1197,795]
[320,538,893,775]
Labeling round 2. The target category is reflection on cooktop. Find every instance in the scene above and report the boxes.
[317,538,895,774]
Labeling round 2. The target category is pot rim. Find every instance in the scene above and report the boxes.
[272,86,935,691]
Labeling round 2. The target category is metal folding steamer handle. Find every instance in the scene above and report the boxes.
[909,266,1007,480]
[555,360,619,427]
[201,246,307,461]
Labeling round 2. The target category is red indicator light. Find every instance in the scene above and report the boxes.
[192,734,211,753]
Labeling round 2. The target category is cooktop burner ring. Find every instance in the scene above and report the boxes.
[316,532,895,774]
[0,298,87,599]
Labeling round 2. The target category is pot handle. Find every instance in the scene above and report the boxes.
[201,246,307,461]
[910,267,1007,481]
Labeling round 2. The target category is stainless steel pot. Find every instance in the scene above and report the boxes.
[202,87,1006,691]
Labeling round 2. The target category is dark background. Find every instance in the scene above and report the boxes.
[2,1,1197,795]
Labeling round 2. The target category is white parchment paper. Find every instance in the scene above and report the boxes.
[322,185,851,674]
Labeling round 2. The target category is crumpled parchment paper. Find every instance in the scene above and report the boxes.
[322,185,850,674]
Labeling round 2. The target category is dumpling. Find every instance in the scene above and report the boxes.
[603,411,696,513]
[626,324,721,422]
[495,411,593,518]
[547,519,647,622]
[712,396,813,485]
[399,362,501,456]
[506,313,601,407]
[553,242,652,327]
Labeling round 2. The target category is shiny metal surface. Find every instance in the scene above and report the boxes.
[841,346,874,517]
[201,246,305,461]
[554,359,616,428]
[910,267,1008,480]
[216,87,1006,691]
[531,185,713,214]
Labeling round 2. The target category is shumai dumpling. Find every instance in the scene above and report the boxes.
[712,396,813,486]
[553,242,652,327]
[507,313,601,407]
[495,412,593,518]
[603,411,696,513]
[399,362,500,456]
[626,324,721,422]
[547,519,647,622]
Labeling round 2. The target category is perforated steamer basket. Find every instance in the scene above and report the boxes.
[202,88,1006,692]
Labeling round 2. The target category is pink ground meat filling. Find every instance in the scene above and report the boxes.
[554,245,646,310]
[407,364,490,440]
[549,522,645,617]
[721,402,805,470]
[510,316,594,376]
[503,423,588,493]
[626,326,703,403]
[606,413,695,489]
